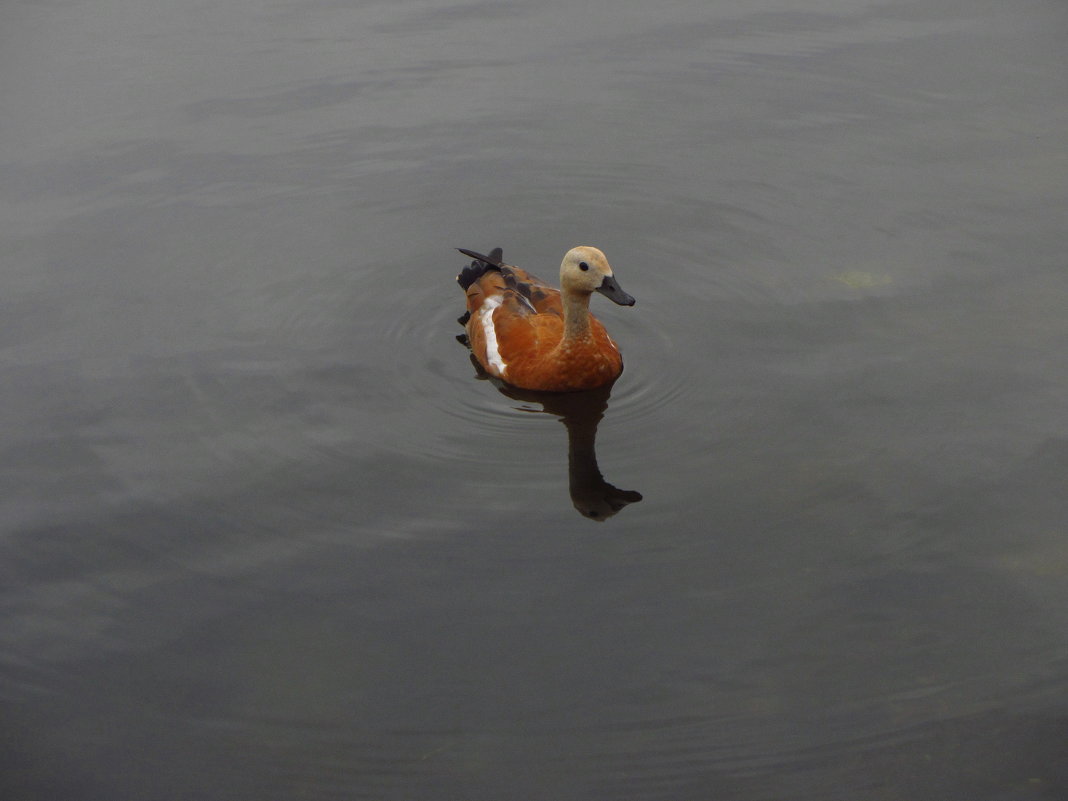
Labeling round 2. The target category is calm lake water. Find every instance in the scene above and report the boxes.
[3,0,1068,798]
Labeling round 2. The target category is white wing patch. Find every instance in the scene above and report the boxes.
[479,295,507,375]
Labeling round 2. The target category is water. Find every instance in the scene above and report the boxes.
[3,0,1068,798]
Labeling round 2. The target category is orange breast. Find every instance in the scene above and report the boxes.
[463,270,623,392]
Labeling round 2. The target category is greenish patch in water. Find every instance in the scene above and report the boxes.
[832,271,893,289]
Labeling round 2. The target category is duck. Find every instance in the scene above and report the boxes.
[456,246,635,392]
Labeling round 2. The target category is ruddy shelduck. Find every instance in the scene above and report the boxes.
[456,246,635,392]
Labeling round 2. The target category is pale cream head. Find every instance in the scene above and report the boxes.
[559,246,613,294]
[559,246,636,307]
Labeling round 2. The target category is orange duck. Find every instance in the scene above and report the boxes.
[456,246,636,392]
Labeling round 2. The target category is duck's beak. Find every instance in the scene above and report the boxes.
[596,274,636,306]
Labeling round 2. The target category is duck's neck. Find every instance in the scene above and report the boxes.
[562,291,594,342]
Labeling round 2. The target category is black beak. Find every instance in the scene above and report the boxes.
[596,274,636,306]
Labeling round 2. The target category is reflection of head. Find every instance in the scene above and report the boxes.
[571,478,643,521]
[491,377,644,521]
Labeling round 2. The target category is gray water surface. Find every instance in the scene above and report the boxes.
[3,0,1068,798]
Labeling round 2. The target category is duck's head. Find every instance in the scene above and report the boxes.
[559,246,635,306]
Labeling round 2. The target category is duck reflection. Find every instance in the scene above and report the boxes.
[463,352,643,520]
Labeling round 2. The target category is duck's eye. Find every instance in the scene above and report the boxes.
[579,261,589,271]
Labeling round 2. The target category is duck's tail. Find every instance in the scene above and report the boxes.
[456,247,504,290]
